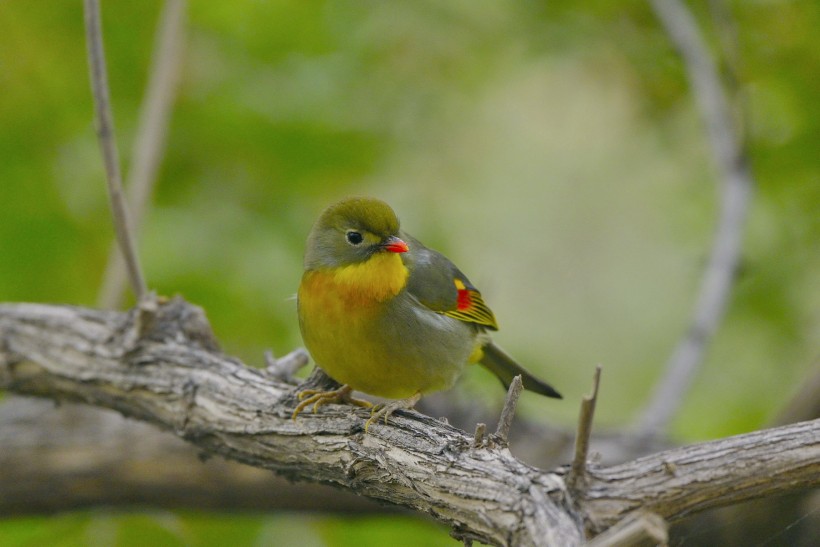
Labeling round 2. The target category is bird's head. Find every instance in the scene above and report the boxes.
[304,197,409,270]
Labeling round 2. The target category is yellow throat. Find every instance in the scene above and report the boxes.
[300,251,409,311]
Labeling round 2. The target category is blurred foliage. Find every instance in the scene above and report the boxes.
[0,512,452,547]
[0,0,817,545]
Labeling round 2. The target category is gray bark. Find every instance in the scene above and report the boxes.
[0,395,381,515]
[1,299,818,546]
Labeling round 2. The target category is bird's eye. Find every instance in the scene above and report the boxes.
[346,231,363,245]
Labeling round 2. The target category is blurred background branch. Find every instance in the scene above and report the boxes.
[637,0,755,435]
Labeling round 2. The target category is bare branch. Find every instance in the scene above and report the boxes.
[581,419,819,532]
[0,396,381,515]
[264,348,309,384]
[84,0,148,301]
[587,511,668,547]
[568,365,602,490]
[0,301,583,546]
[494,374,523,445]
[1,301,817,544]
[473,422,487,448]
[638,0,755,435]
[97,0,186,309]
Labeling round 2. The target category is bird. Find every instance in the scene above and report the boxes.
[293,197,561,430]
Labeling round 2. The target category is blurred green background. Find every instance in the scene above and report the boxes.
[1,1,818,545]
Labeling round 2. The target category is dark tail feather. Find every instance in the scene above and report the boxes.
[479,342,562,399]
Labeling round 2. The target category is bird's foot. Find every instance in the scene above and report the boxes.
[291,384,373,420]
[365,392,422,432]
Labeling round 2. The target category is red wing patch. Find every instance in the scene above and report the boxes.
[456,287,472,311]
[444,279,499,330]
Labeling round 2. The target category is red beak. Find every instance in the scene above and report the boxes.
[382,236,409,253]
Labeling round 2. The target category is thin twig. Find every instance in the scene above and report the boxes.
[84,0,148,301]
[707,0,743,102]
[264,348,310,384]
[587,511,669,547]
[97,0,186,309]
[568,365,602,490]
[637,0,754,435]
[473,422,486,448]
[494,375,523,445]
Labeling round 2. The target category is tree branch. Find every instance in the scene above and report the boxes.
[582,419,819,531]
[1,301,817,545]
[494,375,523,445]
[0,300,583,545]
[586,511,668,547]
[638,0,755,434]
[568,366,602,490]
[84,0,148,301]
[97,0,186,309]
[0,396,381,515]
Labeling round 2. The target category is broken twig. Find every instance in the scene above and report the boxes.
[494,375,523,445]
[568,365,602,489]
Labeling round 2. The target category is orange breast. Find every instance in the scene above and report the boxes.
[297,253,417,396]
[299,251,408,312]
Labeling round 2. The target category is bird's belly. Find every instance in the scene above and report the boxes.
[298,285,476,399]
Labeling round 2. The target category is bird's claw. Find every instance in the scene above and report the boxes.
[291,384,372,420]
[364,392,421,432]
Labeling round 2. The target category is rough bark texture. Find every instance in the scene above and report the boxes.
[1,299,818,546]
[581,420,819,529]
[0,396,382,515]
